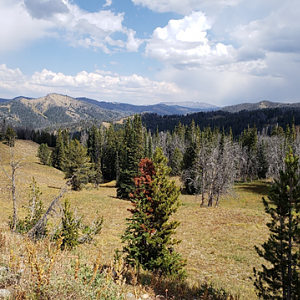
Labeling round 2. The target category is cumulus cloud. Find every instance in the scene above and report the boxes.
[0,0,54,54]
[0,0,142,54]
[232,0,300,58]
[145,11,234,69]
[131,0,242,15]
[26,0,142,52]
[156,51,300,107]
[24,0,69,19]
[0,65,181,104]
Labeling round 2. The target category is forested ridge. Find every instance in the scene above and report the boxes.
[142,106,300,136]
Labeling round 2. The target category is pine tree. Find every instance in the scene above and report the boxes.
[87,125,103,186]
[57,199,79,251]
[53,129,65,170]
[122,147,186,278]
[117,116,144,199]
[37,143,51,166]
[117,119,137,198]
[257,140,268,179]
[169,147,183,176]
[13,178,46,238]
[253,148,300,299]
[5,126,17,147]
[102,124,118,181]
[63,139,91,191]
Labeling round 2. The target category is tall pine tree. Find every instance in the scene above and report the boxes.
[117,116,144,199]
[253,148,300,299]
[53,129,65,170]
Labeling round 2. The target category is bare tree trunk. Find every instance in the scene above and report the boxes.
[0,146,25,231]
[27,176,73,239]
[11,164,18,231]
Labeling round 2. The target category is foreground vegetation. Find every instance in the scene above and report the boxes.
[0,140,271,299]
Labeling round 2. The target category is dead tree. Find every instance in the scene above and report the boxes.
[27,176,73,240]
[0,147,25,231]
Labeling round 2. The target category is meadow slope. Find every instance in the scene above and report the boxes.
[0,140,270,299]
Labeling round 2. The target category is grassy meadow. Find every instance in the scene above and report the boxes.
[0,140,270,299]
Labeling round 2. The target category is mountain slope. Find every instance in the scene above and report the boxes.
[160,101,219,110]
[0,94,126,129]
[221,100,300,113]
[76,97,208,115]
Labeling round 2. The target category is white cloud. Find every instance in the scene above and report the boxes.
[0,0,54,54]
[232,0,300,56]
[103,0,112,7]
[155,52,300,107]
[145,11,234,69]
[0,65,181,104]
[25,0,143,53]
[0,0,142,54]
[24,0,69,19]
[131,0,242,15]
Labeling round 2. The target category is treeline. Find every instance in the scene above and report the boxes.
[30,114,299,208]
[141,106,300,136]
[1,113,299,206]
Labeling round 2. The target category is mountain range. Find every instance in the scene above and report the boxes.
[0,94,218,129]
[0,93,299,130]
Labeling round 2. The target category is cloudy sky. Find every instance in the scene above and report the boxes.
[0,0,299,106]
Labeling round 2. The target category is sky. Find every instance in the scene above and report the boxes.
[0,0,299,107]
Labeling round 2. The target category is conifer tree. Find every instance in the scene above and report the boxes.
[5,126,17,147]
[53,129,65,170]
[102,124,118,181]
[87,125,103,186]
[117,118,138,198]
[117,116,144,199]
[57,199,79,251]
[63,139,91,191]
[169,147,183,176]
[122,148,186,278]
[253,148,300,299]
[257,140,268,179]
[14,178,47,238]
[37,143,51,166]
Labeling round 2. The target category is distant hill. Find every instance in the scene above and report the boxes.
[76,97,211,115]
[142,105,300,137]
[0,94,222,130]
[2,94,300,131]
[160,101,219,110]
[221,100,300,113]
[0,94,126,129]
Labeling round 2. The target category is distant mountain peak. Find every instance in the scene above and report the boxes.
[160,101,218,109]
[221,100,298,113]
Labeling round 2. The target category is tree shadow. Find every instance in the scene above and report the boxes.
[237,181,270,196]
[135,273,238,300]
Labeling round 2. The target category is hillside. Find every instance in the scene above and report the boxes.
[0,140,270,299]
[76,97,212,114]
[221,100,300,113]
[142,106,300,136]
[0,94,221,130]
[0,94,126,130]
[160,101,219,110]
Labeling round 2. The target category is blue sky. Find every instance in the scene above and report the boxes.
[0,0,299,106]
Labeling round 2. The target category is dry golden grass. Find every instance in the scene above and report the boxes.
[0,140,271,299]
